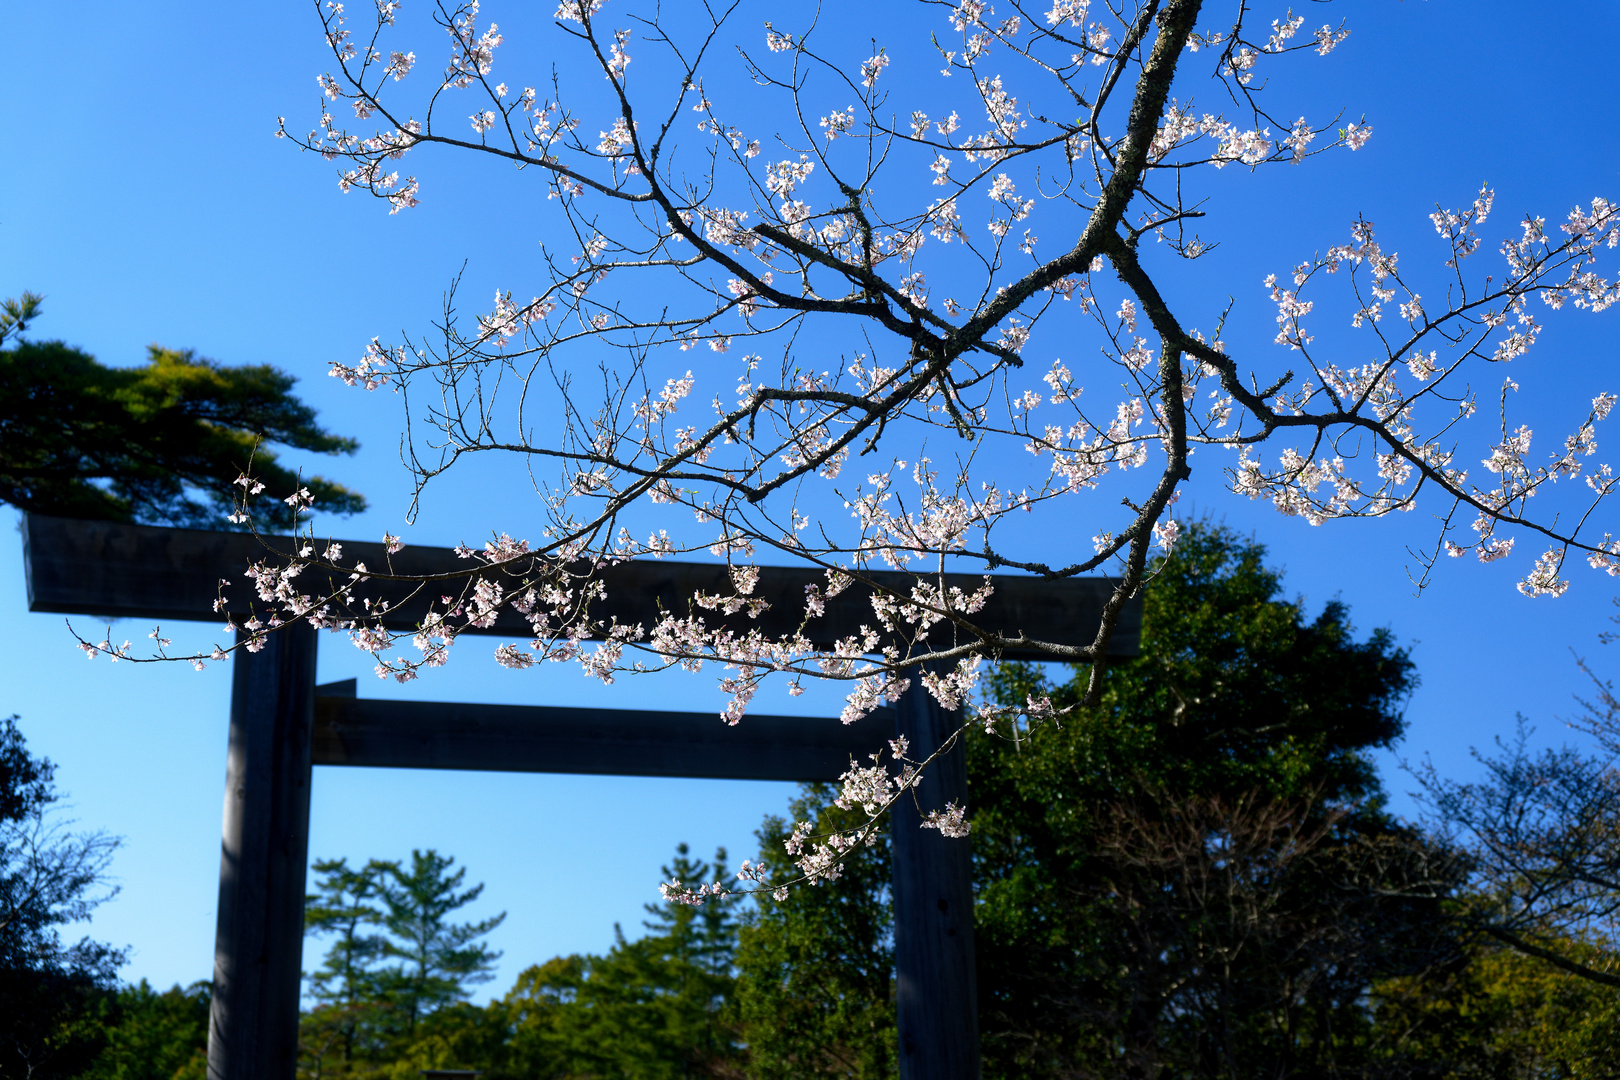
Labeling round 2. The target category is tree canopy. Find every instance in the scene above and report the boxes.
[301,848,505,1074]
[266,524,1612,1078]
[79,980,210,1080]
[0,293,363,529]
[724,524,1472,1078]
[968,524,1457,1077]
[0,715,125,1078]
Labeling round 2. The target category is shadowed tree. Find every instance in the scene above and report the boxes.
[0,292,363,529]
[731,524,1464,1079]
[972,524,1461,1078]
[0,714,124,1078]
[80,980,211,1080]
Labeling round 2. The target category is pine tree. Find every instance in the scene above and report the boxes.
[375,850,505,1035]
[642,843,742,985]
[303,858,391,1066]
[0,292,363,529]
[495,844,745,1079]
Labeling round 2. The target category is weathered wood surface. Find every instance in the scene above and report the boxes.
[208,624,317,1080]
[312,687,896,783]
[22,514,1140,660]
[891,667,980,1080]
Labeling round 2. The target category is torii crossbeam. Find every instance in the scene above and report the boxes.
[21,514,1140,1080]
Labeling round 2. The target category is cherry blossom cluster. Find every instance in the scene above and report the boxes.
[226,2,1604,705]
[1191,191,1620,595]
[657,729,980,901]
[89,0,1620,884]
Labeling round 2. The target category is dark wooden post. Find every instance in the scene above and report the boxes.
[208,623,318,1080]
[891,666,980,1080]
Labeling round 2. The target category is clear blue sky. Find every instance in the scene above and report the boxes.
[3,0,1619,997]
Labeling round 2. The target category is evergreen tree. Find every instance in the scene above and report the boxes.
[643,843,741,987]
[733,523,1464,1079]
[81,980,210,1080]
[0,293,44,349]
[303,858,393,1068]
[375,850,505,1035]
[0,292,363,529]
[733,793,896,1080]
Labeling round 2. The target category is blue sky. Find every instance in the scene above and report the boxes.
[4,0,1620,997]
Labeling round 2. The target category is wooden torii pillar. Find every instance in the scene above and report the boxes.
[21,514,1141,1080]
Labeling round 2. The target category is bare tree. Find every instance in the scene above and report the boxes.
[1416,675,1620,988]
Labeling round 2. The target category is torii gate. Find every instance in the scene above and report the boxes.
[20,513,1140,1080]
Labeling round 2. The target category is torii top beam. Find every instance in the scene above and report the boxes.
[21,513,1141,661]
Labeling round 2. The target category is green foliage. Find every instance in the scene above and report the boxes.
[0,293,42,348]
[490,844,744,1079]
[999,519,1416,801]
[80,980,210,1080]
[643,843,742,986]
[300,850,505,1076]
[0,715,124,1079]
[0,294,363,528]
[377,850,506,1033]
[972,523,1455,1078]
[1373,937,1620,1079]
[0,971,112,1079]
[379,1000,514,1079]
[733,790,896,1080]
[0,712,54,824]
